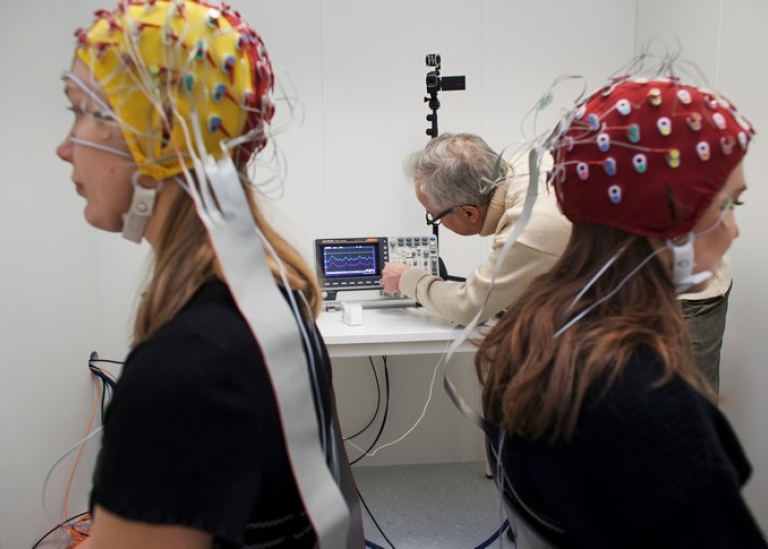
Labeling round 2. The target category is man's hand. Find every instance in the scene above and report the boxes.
[381,262,410,294]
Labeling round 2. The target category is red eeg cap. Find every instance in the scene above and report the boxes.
[551,78,756,238]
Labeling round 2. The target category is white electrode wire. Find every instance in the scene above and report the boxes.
[557,199,731,338]
[442,78,590,434]
[446,147,542,362]
[519,74,587,147]
[41,427,104,522]
[65,63,183,170]
[62,71,113,116]
[554,247,664,339]
[72,13,355,545]
[255,222,329,458]
[345,340,451,458]
[491,431,564,535]
[297,292,342,481]
[243,64,302,198]
[266,61,304,135]
[562,245,626,316]
[66,137,134,159]
[693,201,731,238]
[94,10,209,173]
[180,37,324,450]
[173,174,190,193]
[494,437,506,547]
[204,79,330,460]
[183,139,353,545]
[482,49,733,542]
[441,148,544,435]
[63,71,143,138]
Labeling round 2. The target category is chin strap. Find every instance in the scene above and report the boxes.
[122,172,162,243]
[666,233,711,293]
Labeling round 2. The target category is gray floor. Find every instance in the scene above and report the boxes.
[353,461,514,549]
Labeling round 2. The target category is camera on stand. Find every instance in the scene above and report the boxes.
[422,52,468,277]
[424,53,466,138]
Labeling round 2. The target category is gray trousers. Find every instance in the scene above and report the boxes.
[680,283,732,392]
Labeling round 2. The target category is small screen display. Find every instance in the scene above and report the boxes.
[322,244,378,278]
[314,237,387,294]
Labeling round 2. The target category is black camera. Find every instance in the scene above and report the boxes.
[423,53,466,137]
[424,53,465,95]
[426,71,466,94]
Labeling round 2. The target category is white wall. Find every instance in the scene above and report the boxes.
[1,1,765,547]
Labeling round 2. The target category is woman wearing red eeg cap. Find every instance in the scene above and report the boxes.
[476,75,766,547]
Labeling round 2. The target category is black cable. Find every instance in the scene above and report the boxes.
[344,357,382,441]
[473,519,510,549]
[100,376,108,420]
[88,365,115,384]
[88,361,116,421]
[87,353,121,421]
[89,358,123,365]
[30,357,116,548]
[88,359,120,390]
[350,357,390,466]
[30,511,90,549]
[358,487,396,549]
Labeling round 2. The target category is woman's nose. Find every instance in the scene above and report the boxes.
[56,135,73,162]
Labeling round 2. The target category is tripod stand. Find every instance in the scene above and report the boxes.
[422,54,466,281]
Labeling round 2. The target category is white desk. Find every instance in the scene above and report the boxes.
[316,307,478,358]
[318,306,490,466]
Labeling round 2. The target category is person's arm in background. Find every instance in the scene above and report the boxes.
[76,506,212,549]
[383,180,569,326]
[393,239,560,326]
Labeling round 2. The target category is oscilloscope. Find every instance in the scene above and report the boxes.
[314,235,439,309]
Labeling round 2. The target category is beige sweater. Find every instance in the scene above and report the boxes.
[677,257,733,301]
[398,173,572,326]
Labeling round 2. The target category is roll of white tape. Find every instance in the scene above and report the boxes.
[341,302,364,326]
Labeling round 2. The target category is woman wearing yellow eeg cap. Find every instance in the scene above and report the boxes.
[57,1,363,547]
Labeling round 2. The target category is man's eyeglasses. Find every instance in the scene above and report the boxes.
[425,206,458,226]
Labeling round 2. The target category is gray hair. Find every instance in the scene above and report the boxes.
[404,133,508,209]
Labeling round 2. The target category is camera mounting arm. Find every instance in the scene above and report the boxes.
[425,93,441,139]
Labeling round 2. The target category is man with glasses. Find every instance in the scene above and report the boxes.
[381,133,571,326]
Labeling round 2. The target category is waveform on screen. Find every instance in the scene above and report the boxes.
[323,245,377,277]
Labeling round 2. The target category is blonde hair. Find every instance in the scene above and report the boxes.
[132,173,320,346]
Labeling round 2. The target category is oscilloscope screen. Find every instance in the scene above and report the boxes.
[314,237,388,292]
[322,244,378,278]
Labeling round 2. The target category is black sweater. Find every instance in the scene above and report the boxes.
[490,347,766,548]
[90,280,337,547]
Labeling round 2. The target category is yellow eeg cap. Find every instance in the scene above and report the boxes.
[74,0,275,181]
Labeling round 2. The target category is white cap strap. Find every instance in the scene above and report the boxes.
[667,234,711,293]
[122,172,162,243]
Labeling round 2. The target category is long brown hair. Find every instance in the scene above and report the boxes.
[132,172,321,346]
[476,224,716,444]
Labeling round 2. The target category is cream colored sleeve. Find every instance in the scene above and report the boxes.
[398,240,562,326]
[399,197,569,327]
